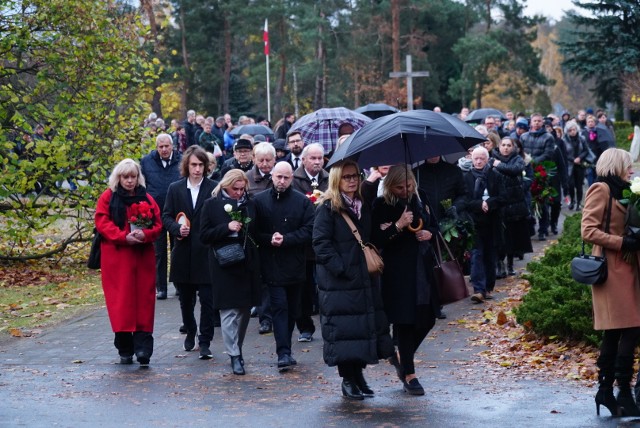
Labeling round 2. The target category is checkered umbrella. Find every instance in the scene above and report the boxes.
[289,107,372,154]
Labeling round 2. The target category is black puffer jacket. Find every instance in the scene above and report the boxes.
[520,129,555,164]
[140,150,182,210]
[313,199,393,367]
[254,186,314,286]
[491,151,529,221]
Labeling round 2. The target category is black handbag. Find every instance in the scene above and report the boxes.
[87,228,101,270]
[570,192,612,285]
[214,242,246,267]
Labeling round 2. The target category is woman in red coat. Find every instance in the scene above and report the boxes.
[95,158,163,366]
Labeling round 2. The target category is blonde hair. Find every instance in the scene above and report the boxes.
[212,169,249,197]
[320,160,362,212]
[108,158,145,191]
[382,165,417,206]
[596,148,632,179]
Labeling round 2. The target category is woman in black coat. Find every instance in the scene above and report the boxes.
[201,169,261,375]
[491,137,533,276]
[313,159,393,401]
[563,121,589,210]
[371,165,439,396]
[162,146,217,359]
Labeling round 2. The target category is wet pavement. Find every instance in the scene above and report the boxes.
[0,215,636,427]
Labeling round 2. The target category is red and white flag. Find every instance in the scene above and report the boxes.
[263,19,269,56]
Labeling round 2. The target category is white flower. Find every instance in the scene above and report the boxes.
[224,204,233,213]
[631,177,640,194]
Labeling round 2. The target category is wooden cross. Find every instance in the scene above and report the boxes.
[389,55,430,110]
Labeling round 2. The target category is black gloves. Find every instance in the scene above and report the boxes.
[622,236,640,252]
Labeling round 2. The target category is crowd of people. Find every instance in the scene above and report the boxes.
[95,106,621,402]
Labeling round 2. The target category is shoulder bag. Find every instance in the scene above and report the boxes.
[87,228,102,270]
[214,242,246,267]
[341,212,384,276]
[570,192,612,285]
[433,232,469,304]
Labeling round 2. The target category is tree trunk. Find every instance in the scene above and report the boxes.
[140,0,162,117]
[274,19,287,121]
[220,16,232,114]
[391,0,401,98]
[179,6,189,116]
[313,12,325,110]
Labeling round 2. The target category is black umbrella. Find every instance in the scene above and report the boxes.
[354,103,401,120]
[326,110,486,169]
[229,124,275,141]
[464,108,506,123]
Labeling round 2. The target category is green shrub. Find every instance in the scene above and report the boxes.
[514,214,603,346]
[615,125,634,152]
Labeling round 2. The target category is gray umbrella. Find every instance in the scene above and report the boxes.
[464,108,506,123]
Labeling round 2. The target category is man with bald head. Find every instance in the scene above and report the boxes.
[254,161,315,371]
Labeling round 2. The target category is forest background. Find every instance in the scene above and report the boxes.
[2,0,640,260]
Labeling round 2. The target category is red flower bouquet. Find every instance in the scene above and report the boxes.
[530,161,558,218]
[129,201,154,229]
[306,189,323,205]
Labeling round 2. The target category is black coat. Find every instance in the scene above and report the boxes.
[162,177,217,284]
[371,190,439,326]
[254,186,314,286]
[313,200,393,367]
[292,167,329,194]
[491,152,529,221]
[462,166,505,230]
[200,194,261,310]
[414,160,467,221]
[140,150,182,210]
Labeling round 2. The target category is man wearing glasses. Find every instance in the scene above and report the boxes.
[282,131,305,170]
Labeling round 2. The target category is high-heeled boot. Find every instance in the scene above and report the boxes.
[354,368,374,397]
[596,354,620,416]
[616,356,640,416]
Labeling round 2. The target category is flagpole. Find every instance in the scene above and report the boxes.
[264,19,271,123]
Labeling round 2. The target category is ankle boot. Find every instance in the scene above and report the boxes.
[616,356,640,416]
[341,378,364,400]
[496,260,506,279]
[507,255,516,276]
[596,354,619,416]
[354,369,374,397]
[230,355,245,375]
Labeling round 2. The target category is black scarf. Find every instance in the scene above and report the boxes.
[597,174,629,201]
[110,185,151,229]
[471,164,491,199]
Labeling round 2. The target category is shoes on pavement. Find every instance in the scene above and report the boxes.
[403,378,425,396]
[184,332,196,352]
[230,355,245,375]
[179,324,187,334]
[470,293,485,303]
[199,343,213,360]
[485,291,494,300]
[298,332,313,342]
[341,378,364,400]
[258,321,272,334]
[156,291,167,300]
[136,352,150,366]
[538,234,547,241]
[277,354,296,370]
[119,355,133,365]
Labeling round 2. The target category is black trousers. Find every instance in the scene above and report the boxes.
[338,362,366,379]
[270,283,302,358]
[296,261,317,334]
[393,306,435,376]
[114,331,153,357]
[154,228,174,293]
[176,282,215,346]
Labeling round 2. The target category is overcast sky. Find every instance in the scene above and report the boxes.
[525,0,579,22]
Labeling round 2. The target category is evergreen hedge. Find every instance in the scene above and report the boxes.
[515,214,603,346]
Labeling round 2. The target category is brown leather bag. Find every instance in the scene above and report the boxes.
[341,212,384,276]
[434,233,469,304]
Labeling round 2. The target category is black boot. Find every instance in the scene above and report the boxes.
[341,378,364,400]
[507,255,516,276]
[596,354,619,416]
[230,355,245,375]
[354,369,374,397]
[616,356,640,416]
[496,260,506,279]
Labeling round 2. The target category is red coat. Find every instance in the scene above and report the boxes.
[95,189,163,332]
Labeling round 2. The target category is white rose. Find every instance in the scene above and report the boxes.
[224,204,233,213]
[631,177,640,194]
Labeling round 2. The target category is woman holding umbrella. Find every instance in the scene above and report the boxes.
[371,165,440,396]
[313,160,393,400]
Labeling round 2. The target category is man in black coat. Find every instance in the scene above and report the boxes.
[278,131,304,170]
[140,133,182,299]
[291,143,329,341]
[219,138,254,178]
[162,146,217,359]
[254,162,315,370]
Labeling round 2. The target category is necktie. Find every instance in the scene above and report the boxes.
[293,158,299,170]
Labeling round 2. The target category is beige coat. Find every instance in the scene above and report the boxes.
[582,182,640,330]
